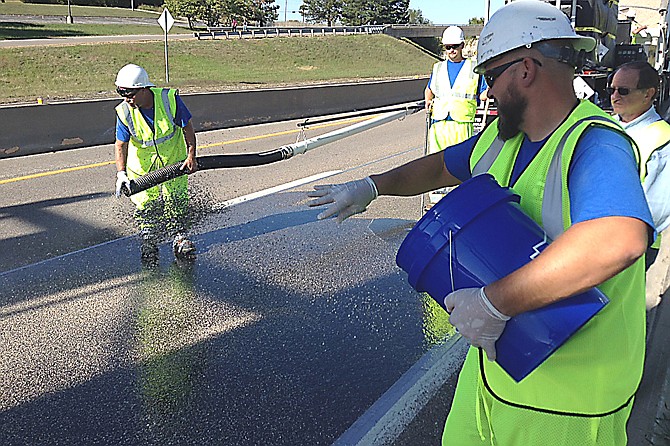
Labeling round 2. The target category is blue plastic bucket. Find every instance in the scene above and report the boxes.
[396,174,608,382]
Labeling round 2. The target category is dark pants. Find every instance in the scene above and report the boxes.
[645,246,660,271]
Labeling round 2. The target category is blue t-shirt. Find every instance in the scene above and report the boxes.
[443,126,654,228]
[115,94,192,142]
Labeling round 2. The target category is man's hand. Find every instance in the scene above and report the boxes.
[115,171,131,198]
[444,287,510,361]
[307,177,378,223]
[180,153,198,173]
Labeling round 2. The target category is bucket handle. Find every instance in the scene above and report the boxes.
[407,227,458,295]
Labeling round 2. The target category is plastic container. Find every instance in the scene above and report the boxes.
[396,174,608,381]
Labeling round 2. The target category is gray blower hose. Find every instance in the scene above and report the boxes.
[122,147,293,196]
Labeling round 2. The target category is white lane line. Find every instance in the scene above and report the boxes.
[0,236,133,278]
[1,171,345,278]
[332,337,468,446]
[211,170,342,211]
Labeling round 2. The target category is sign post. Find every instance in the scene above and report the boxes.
[158,8,175,82]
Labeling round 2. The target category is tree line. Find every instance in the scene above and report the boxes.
[20,0,432,28]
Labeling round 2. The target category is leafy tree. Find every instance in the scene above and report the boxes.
[165,0,278,28]
[408,8,430,25]
[341,0,409,26]
[468,17,484,25]
[165,0,203,28]
[247,0,279,26]
[340,0,367,25]
[299,0,342,26]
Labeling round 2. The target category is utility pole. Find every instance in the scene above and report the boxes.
[284,0,287,22]
[66,0,73,24]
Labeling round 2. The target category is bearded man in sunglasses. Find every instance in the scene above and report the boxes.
[309,2,653,443]
[610,61,670,274]
[423,26,486,208]
[114,63,198,265]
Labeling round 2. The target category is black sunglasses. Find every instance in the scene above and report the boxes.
[484,58,542,87]
[444,44,463,50]
[606,86,639,96]
[116,86,142,98]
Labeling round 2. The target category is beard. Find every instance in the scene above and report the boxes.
[496,84,527,141]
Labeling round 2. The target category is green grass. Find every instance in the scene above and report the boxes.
[0,22,191,39]
[0,0,159,18]
[0,34,436,104]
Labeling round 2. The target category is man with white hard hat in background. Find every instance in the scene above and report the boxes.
[114,63,198,266]
[424,25,486,209]
[308,1,653,444]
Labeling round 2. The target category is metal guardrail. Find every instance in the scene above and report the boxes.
[194,25,386,40]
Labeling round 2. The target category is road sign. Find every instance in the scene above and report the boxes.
[158,9,174,33]
[158,9,174,82]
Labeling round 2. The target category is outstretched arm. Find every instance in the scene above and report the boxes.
[487,216,648,316]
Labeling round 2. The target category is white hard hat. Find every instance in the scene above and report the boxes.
[442,26,465,45]
[475,0,596,73]
[115,64,155,88]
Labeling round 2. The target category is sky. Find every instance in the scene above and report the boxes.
[408,0,507,25]
[278,1,508,24]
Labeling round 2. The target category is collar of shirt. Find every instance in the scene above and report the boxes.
[617,105,661,131]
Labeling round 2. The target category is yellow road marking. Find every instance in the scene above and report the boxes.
[0,116,375,186]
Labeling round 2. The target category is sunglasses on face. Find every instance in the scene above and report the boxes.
[606,86,639,96]
[444,44,462,51]
[483,58,542,87]
[116,86,142,98]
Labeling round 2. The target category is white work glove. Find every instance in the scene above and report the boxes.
[115,170,131,198]
[444,287,510,362]
[307,177,378,223]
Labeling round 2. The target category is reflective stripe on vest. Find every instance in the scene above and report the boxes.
[430,59,479,122]
[472,115,634,239]
[468,100,645,416]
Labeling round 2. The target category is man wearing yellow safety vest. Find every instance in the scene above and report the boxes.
[114,64,198,265]
[307,2,654,444]
[610,60,670,271]
[424,25,486,208]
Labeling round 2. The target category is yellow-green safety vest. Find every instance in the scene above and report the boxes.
[469,99,646,416]
[115,87,187,178]
[638,119,670,249]
[430,59,479,123]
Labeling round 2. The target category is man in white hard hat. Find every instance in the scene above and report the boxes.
[308,1,653,444]
[424,25,485,208]
[114,63,198,265]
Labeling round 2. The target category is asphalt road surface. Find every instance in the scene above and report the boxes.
[0,112,464,445]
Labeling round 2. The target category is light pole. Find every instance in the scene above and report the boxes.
[284,0,287,22]
[66,0,73,24]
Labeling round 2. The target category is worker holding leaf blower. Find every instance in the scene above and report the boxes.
[308,2,654,444]
[114,63,198,265]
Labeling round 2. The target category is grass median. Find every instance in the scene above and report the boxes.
[0,0,159,18]
[0,34,436,104]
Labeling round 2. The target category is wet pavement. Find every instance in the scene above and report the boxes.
[0,190,458,445]
[2,112,669,445]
